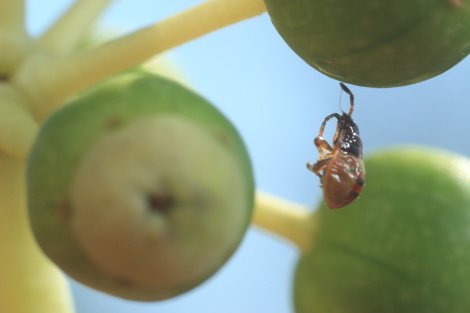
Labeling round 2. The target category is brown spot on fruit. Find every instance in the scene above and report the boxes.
[58,200,72,223]
[148,191,174,214]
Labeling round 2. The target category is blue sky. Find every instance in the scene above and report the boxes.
[26,1,470,313]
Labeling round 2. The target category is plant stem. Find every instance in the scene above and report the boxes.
[253,192,315,251]
[14,0,267,120]
[0,0,31,74]
[38,0,115,55]
[0,152,74,313]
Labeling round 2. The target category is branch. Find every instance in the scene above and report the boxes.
[38,0,115,55]
[0,0,32,74]
[15,0,267,120]
[253,191,314,251]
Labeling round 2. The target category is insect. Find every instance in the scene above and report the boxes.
[306,83,365,209]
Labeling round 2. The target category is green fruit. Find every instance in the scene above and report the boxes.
[264,0,470,87]
[27,71,254,301]
[295,147,470,312]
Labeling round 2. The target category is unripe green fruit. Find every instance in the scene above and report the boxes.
[264,0,470,87]
[295,147,470,312]
[27,71,254,301]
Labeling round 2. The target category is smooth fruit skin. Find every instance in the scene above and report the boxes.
[295,147,470,313]
[264,0,470,87]
[27,71,254,301]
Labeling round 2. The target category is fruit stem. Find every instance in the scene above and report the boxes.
[0,85,38,160]
[37,0,114,56]
[0,152,74,313]
[253,192,314,251]
[0,0,31,74]
[0,0,24,35]
[14,0,267,120]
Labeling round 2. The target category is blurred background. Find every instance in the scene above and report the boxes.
[26,1,470,312]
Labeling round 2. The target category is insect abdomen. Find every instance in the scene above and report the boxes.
[322,153,365,209]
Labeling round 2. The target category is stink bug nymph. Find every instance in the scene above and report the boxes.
[306,83,365,209]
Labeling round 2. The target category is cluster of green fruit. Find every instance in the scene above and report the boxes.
[24,0,470,312]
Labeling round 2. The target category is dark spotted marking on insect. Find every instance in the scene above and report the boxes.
[306,83,365,209]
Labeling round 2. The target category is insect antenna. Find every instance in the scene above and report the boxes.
[337,85,345,114]
[339,82,354,116]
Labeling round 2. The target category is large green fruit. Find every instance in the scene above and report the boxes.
[264,0,470,87]
[295,147,470,312]
[27,71,254,301]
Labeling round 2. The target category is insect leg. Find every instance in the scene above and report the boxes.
[307,157,331,179]
[314,137,334,159]
[340,83,355,116]
[314,113,339,158]
[318,113,340,137]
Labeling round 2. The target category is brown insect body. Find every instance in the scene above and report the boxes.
[307,83,365,209]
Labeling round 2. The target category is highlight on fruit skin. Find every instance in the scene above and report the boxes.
[294,147,470,313]
[264,0,470,87]
[26,71,254,301]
